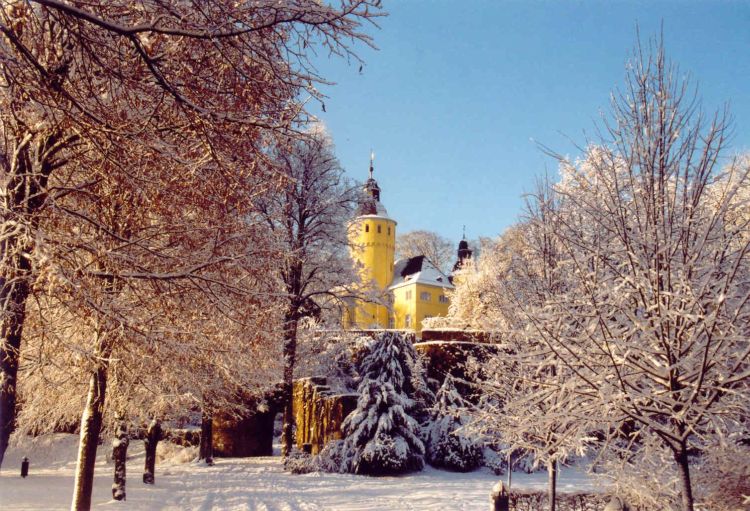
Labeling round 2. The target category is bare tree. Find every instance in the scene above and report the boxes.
[257,126,359,457]
[530,38,750,511]
[397,230,455,274]
[467,177,589,511]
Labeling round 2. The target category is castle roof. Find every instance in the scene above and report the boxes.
[389,255,454,290]
[356,192,390,217]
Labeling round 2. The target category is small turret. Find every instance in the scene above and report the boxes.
[452,231,473,273]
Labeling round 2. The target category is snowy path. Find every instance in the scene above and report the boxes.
[0,434,600,510]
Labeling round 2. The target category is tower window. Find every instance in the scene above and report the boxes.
[405,290,412,300]
[365,224,369,233]
[377,225,382,234]
[439,295,449,304]
[420,291,431,302]
[388,227,391,235]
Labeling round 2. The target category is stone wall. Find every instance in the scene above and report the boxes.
[293,377,357,455]
[420,328,500,344]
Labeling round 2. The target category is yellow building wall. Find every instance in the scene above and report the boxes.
[345,215,396,329]
[391,282,451,336]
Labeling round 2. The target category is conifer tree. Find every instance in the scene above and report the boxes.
[426,376,482,472]
[340,331,425,475]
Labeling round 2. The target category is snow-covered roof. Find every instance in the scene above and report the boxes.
[357,197,390,218]
[389,256,454,290]
[360,200,389,217]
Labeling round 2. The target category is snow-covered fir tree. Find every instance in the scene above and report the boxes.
[425,376,482,472]
[339,331,425,475]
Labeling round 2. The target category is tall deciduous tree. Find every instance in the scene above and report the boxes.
[465,178,590,511]
[257,126,359,457]
[0,0,382,477]
[446,37,749,511]
[531,39,750,511]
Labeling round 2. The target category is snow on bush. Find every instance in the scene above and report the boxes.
[338,331,425,475]
[425,376,482,472]
[508,491,609,511]
[482,445,537,475]
[285,440,346,474]
[283,447,314,474]
[156,441,198,465]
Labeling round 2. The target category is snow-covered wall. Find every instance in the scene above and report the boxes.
[420,328,500,344]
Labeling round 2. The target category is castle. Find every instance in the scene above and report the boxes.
[343,156,471,336]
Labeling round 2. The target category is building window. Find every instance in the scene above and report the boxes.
[439,295,449,304]
[405,314,412,328]
[388,227,391,235]
[405,290,412,300]
[388,318,395,328]
[377,224,382,234]
[420,291,431,301]
[365,224,369,233]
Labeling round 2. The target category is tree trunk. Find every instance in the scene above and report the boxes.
[674,440,695,511]
[143,419,161,484]
[0,129,61,469]
[280,311,299,458]
[506,451,512,490]
[0,260,31,469]
[71,337,112,511]
[111,418,128,501]
[199,411,213,465]
[547,459,557,511]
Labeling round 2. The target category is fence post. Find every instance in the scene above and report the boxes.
[491,480,509,511]
[603,496,626,511]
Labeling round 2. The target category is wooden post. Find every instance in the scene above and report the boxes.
[491,480,509,511]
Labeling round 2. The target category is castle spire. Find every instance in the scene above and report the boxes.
[357,150,382,214]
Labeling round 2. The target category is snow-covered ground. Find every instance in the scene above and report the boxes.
[0,434,601,510]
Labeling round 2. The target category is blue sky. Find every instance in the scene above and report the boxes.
[313,0,750,244]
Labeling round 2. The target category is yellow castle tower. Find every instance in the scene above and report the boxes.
[344,153,396,329]
[344,153,457,336]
